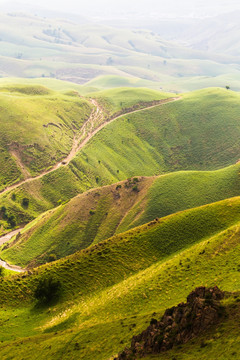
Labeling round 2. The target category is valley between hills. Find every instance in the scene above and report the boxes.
[0,81,239,360]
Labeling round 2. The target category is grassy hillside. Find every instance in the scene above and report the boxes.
[0,85,174,234]
[72,88,240,179]
[1,163,240,267]
[0,197,240,358]
[0,87,240,235]
[87,87,175,115]
[0,84,92,190]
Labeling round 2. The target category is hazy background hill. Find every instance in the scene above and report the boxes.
[0,0,240,91]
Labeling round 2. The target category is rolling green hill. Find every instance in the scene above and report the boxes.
[1,9,240,360]
[0,87,240,236]
[1,163,240,268]
[0,84,173,234]
[0,196,240,359]
[74,88,240,177]
[0,84,92,190]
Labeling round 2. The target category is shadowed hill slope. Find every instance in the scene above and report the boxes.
[1,163,240,268]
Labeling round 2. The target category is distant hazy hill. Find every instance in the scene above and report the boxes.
[0,12,240,91]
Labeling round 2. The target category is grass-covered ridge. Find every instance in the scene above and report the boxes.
[1,197,240,358]
[0,84,92,190]
[0,87,240,235]
[87,87,175,115]
[0,85,175,233]
[73,88,240,181]
[2,163,240,267]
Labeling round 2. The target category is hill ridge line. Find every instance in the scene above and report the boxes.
[0,96,180,197]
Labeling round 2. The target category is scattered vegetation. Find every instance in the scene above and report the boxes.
[0,83,240,360]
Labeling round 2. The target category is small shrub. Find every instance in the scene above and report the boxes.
[48,254,57,262]
[89,210,95,215]
[116,184,122,190]
[0,266,4,277]
[34,276,62,305]
[132,185,139,192]
[11,193,16,201]
[0,206,6,214]
[8,215,16,228]
[22,197,29,208]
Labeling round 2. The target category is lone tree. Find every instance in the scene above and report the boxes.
[226,85,230,90]
[34,276,62,305]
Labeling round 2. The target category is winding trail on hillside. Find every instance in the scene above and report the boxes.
[0,96,180,272]
[0,229,26,272]
[0,96,180,198]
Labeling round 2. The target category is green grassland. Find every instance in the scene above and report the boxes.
[0,84,92,189]
[1,162,240,267]
[0,196,240,359]
[0,13,240,359]
[0,85,172,231]
[0,87,240,235]
[87,87,175,114]
[74,88,240,178]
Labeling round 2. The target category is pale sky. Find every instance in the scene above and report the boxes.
[1,0,240,18]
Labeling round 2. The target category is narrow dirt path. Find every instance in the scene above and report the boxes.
[0,228,26,272]
[0,96,180,272]
[0,258,25,273]
[0,228,22,246]
[0,96,180,196]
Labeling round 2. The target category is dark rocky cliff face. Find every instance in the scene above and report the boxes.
[116,286,225,359]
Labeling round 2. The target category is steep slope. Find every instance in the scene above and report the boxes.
[0,197,240,359]
[1,87,240,234]
[73,88,240,179]
[0,84,92,190]
[1,163,240,267]
[0,85,172,234]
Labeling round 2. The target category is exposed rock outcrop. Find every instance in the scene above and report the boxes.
[116,286,225,359]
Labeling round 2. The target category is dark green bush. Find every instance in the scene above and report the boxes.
[34,276,62,305]
[22,197,29,208]
[48,254,57,262]
[0,266,4,277]
[132,185,139,192]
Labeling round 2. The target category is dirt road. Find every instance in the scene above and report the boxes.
[0,97,180,197]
